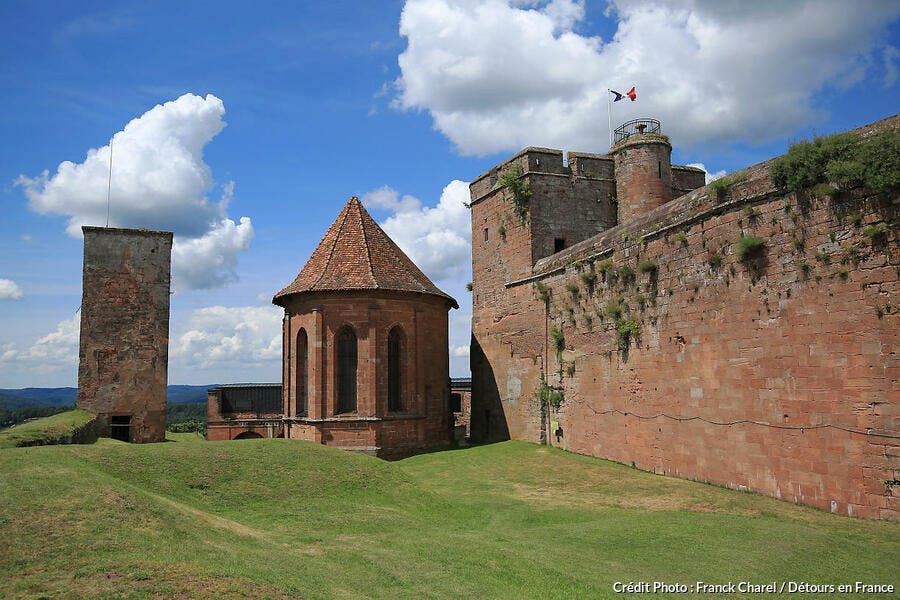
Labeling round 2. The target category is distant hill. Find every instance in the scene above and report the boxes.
[0,388,77,409]
[0,385,216,409]
[165,385,218,404]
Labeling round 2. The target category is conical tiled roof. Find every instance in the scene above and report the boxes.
[273,197,458,308]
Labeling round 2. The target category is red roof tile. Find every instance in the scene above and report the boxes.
[273,197,458,308]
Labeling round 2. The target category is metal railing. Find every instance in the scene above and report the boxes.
[219,383,283,416]
[613,118,662,144]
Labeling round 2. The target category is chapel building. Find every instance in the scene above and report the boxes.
[269,196,458,458]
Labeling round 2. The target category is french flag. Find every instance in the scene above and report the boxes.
[611,87,636,102]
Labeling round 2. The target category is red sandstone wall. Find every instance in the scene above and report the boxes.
[673,165,706,198]
[206,421,283,441]
[451,388,472,438]
[77,227,172,443]
[279,290,452,457]
[471,116,899,518]
[613,134,673,222]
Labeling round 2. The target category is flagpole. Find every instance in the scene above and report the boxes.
[607,89,612,151]
[106,137,113,228]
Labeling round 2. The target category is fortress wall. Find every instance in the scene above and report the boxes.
[472,116,898,518]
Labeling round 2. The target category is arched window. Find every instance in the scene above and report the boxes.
[388,327,403,412]
[296,328,308,416]
[336,327,357,413]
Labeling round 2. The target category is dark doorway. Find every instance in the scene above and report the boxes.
[110,415,131,442]
[450,393,462,413]
[234,431,263,440]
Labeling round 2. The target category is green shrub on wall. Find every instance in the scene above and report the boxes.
[550,325,565,362]
[709,177,732,202]
[736,235,765,262]
[770,130,900,194]
[499,164,531,221]
[615,319,640,353]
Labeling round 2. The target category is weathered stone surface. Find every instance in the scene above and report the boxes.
[613,133,673,222]
[470,115,899,519]
[76,227,172,443]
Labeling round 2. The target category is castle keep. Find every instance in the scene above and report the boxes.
[470,117,898,519]
[77,226,173,443]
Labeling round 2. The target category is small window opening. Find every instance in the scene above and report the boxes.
[483,228,489,242]
[110,415,131,442]
[658,161,662,178]
[450,393,462,413]
[296,328,308,416]
[388,327,403,412]
[554,238,566,253]
[337,327,358,414]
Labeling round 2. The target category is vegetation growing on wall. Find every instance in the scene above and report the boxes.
[596,260,613,280]
[709,176,732,202]
[637,261,657,275]
[534,281,551,304]
[499,163,531,221]
[770,129,900,195]
[537,374,564,411]
[615,319,640,353]
[605,297,626,320]
[550,325,565,364]
[736,235,765,262]
[616,265,635,284]
[863,223,888,243]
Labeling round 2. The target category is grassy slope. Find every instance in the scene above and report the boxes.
[0,409,96,448]
[0,437,896,599]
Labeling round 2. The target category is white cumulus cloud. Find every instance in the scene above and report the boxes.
[687,163,725,184]
[452,344,470,357]
[170,305,282,370]
[362,181,473,376]
[171,217,255,290]
[395,0,900,155]
[362,179,472,283]
[0,279,24,301]
[0,314,81,378]
[15,93,254,291]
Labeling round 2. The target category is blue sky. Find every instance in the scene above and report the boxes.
[1,0,898,388]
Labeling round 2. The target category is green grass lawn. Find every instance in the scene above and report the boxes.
[0,409,96,449]
[0,435,896,599]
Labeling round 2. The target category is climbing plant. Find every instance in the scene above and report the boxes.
[499,163,531,222]
[537,374,564,413]
[615,319,640,353]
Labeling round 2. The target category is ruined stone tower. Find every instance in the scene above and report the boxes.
[77,226,173,443]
